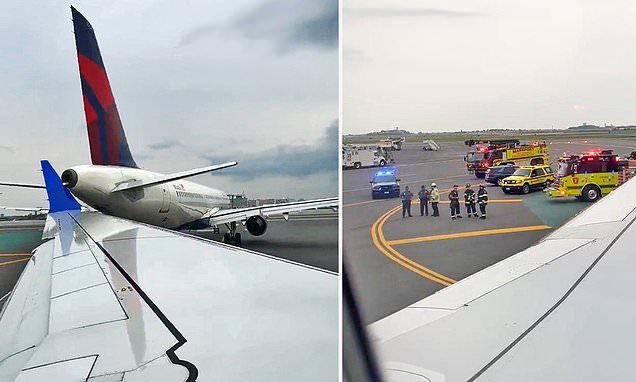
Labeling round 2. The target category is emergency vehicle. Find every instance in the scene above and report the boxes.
[370,169,401,199]
[501,165,555,194]
[342,145,392,169]
[546,149,634,202]
[465,139,549,178]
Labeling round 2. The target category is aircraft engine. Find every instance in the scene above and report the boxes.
[246,216,267,236]
[61,169,78,188]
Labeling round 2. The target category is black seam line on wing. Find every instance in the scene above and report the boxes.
[462,241,594,308]
[69,214,199,381]
[50,282,107,299]
[82,234,130,320]
[53,248,92,259]
[21,353,97,371]
[469,213,636,381]
[0,345,36,364]
[51,262,94,275]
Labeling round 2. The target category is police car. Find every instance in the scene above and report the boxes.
[370,169,401,199]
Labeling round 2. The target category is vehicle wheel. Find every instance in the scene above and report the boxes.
[522,183,530,194]
[582,184,601,202]
[379,159,386,166]
[223,232,232,244]
[502,189,509,194]
[497,178,503,186]
[234,233,242,246]
[354,162,361,169]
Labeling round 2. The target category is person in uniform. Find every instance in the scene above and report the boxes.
[449,184,462,219]
[430,183,440,217]
[418,185,430,216]
[464,183,477,217]
[401,186,413,218]
[478,184,489,219]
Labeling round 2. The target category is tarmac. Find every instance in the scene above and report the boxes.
[0,213,337,311]
[343,137,636,324]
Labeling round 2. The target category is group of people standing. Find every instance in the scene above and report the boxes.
[400,183,488,220]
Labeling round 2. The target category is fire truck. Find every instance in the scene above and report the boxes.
[546,149,634,202]
[464,139,549,178]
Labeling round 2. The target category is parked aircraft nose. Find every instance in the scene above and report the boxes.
[61,169,78,188]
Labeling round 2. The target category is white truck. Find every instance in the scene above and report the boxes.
[342,145,390,169]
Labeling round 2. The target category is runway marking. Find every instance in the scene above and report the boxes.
[0,258,31,267]
[0,254,32,257]
[371,205,456,286]
[387,225,552,245]
[370,198,544,286]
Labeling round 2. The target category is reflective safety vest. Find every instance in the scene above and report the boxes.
[478,189,488,205]
[430,188,440,202]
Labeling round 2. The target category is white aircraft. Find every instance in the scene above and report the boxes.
[0,7,337,246]
[345,175,636,380]
[0,159,337,381]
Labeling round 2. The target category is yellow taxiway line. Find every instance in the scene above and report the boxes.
[371,205,456,286]
[0,254,32,257]
[387,225,552,246]
[0,258,31,267]
[370,197,549,287]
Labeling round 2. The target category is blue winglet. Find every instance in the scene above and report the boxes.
[41,160,81,213]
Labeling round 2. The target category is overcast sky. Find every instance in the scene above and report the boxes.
[344,0,636,134]
[0,0,337,209]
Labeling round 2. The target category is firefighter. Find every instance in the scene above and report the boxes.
[464,183,477,217]
[401,186,413,218]
[418,185,429,216]
[430,183,440,217]
[449,184,462,219]
[478,184,488,219]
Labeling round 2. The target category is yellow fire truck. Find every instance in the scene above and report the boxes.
[546,149,634,202]
[467,140,549,178]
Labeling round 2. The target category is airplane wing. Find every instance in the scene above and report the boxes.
[0,206,48,213]
[369,175,636,381]
[111,162,238,192]
[0,161,337,381]
[206,197,339,227]
[0,182,45,189]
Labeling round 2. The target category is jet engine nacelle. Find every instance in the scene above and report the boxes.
[246,216,267,236]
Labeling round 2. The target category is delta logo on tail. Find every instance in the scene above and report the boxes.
[71,6,137,168]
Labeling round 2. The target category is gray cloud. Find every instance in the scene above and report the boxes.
[147,139,183,150]
[204,120,338,179]
[0,145,14,153]
[180,0,337,53]
[346,7,481,18]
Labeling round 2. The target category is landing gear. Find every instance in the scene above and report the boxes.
[222,221,243,246]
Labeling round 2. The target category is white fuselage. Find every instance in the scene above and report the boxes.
[63,165,230,229]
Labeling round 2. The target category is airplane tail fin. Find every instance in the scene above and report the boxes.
[71,6,138,168]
